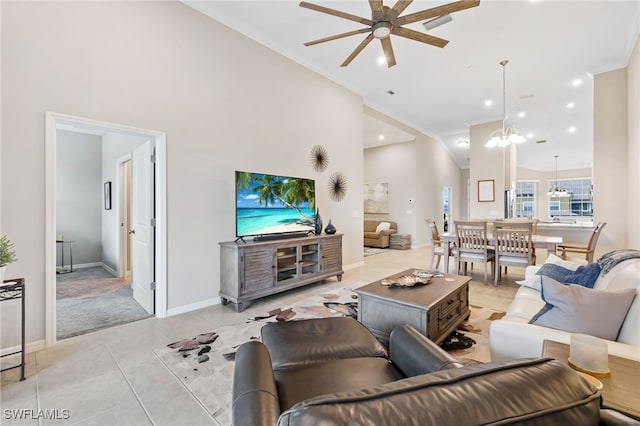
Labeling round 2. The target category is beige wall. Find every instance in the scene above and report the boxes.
[627,35,640,250]
[594,68,628,252]
[363,108,462,246]
[1,1,364,347]
[469,120,506,219]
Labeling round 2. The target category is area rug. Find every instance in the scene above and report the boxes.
[154,290,505,426]
[364,247,389,257]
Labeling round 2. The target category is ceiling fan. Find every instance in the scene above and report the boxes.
[299,0,480,67]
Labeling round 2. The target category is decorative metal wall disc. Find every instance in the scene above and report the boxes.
[328,172,347,202]
[310,145,329,172]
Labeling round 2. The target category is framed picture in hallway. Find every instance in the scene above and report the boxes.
[104,181,112,210]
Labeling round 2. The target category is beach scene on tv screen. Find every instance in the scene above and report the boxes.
[236,172,315,237]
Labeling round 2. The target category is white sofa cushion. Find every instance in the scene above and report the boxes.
[375,222,391,233]
[529,276,636,341]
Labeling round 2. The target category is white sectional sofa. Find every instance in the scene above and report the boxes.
[490,257,640,362]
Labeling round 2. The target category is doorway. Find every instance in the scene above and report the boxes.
[45,112,167,347]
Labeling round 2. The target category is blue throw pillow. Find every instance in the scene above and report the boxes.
[535,262,601,288]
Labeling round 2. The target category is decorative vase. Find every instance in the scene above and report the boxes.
[325,220,336,235]
[315,209,323,235]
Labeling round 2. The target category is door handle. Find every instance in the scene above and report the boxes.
[129,229,136,235]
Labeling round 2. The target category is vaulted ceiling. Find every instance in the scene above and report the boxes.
[185,1,639,171]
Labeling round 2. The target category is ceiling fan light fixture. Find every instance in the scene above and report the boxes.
[372,22,392,39]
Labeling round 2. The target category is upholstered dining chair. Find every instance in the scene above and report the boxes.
[425,218,446,270]
[454,220,495,283]
[556,221,607,264]
[494,222,535,286]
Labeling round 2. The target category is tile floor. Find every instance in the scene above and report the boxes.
[1,246,525,426]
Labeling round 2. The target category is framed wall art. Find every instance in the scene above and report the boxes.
[478,179,495,202]
[364,182,389,213]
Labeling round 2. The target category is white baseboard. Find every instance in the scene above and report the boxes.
[0,339,45,356]
[101,263,118,276]
[72,262,103,269]
[166,297,220,317]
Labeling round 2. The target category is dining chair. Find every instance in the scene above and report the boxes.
[556,222,607,263]
[454,220,495,283]
[425,218,446,270]
[494,222,535,286]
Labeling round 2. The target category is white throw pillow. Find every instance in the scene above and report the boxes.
[530,276,637,341]
[516,254,585,291]
[375,222,391,233]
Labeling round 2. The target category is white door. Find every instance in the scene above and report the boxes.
[130,141,155,314]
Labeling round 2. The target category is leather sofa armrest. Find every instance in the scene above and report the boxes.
[232,341,281,426]
[389,324,463,376]
[599,409,640,425]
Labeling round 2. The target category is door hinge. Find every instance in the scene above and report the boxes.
[150,153,156,163]
[150,281,156,291]
[151,218,156,227]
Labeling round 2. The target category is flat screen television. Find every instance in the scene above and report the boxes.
[235,171,316,239]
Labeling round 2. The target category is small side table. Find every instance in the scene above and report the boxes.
[390,233,411,250]
[0,278,26,381]
[542,339,640,420]
[56,240,75,274]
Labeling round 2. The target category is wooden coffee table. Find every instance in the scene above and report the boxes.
[355,269,471,345]
[542,340,640,420]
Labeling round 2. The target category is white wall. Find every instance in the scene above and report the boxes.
[101,133,148,272]
[0,1,364,348]
[594,68,628,252]
[363,108,463,247]
[364,142,417,239]
[56,130,103,266]
[469,120,506,219]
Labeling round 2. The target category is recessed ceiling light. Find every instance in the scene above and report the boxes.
[517,111,526,118]
[484,100,493,107]
[566,102,575,108]
[378,134,385,141]
[377,56,386,65]
[457,139,469,147]
[568,126,577,133]
[526,133,533,139]
[572,79,582,87]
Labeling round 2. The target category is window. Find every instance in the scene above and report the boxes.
[548,178,593,219]
[515,181,536,218]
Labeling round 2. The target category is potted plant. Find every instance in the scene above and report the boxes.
[0,235,18,283]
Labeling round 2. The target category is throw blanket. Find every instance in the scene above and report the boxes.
[597,250,640,276]
[535,263,601,288]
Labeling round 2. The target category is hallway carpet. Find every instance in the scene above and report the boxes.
[57,266,151,340]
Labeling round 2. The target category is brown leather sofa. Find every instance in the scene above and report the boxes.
[363,220,397,248]
[232,317,639,426]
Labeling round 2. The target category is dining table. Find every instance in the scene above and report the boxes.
[439,232,563,274]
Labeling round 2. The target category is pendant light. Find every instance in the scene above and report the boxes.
[548,155,569,197]
[485,60,526,148]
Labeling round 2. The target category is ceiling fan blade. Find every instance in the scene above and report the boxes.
[394,0,480,26]
[341,33,374,67]
[369,0,384,21]
[392,26,449,48]
[304,28,371,46]
[300,1,374,26]
[380,38,396,67]
[386,0,413,21]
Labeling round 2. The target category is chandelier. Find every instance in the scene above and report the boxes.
[485,60,526,148]
[548,155,569,197]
